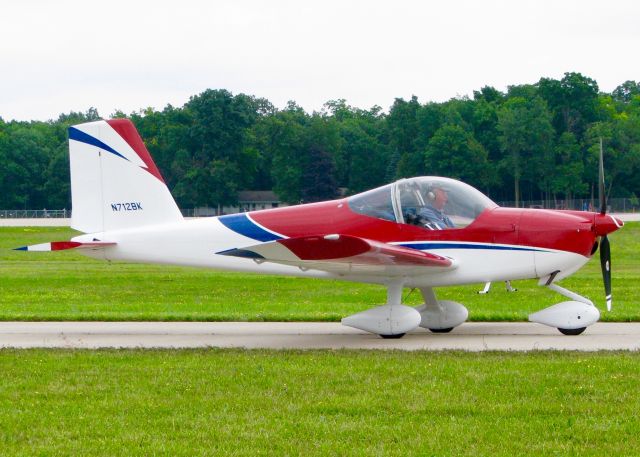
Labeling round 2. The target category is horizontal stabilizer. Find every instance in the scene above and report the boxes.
[14,240,116,252]
[217,234,455,276]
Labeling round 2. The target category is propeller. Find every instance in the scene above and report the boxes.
[599,137,606,215]
[600,235,612,311]
[598,137,612,311]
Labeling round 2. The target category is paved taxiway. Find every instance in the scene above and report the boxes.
[0,322,638,351]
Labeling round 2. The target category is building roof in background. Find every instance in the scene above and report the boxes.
[238,191,280,203]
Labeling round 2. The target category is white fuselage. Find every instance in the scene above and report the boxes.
[73,216,590,288]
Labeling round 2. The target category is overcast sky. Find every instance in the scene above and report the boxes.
[2,0,639,121]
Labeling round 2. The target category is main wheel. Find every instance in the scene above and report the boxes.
[380,333,406,339]
[429,327,454,333]
[558,327,587,335]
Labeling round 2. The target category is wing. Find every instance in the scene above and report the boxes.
[217,234,456,276]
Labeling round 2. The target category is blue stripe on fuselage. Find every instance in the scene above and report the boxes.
[397,242,546,252]
[218,213,282,242]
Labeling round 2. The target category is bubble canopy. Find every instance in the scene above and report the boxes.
[347,177,498,229]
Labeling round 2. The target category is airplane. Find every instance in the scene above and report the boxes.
[17,119,624,338]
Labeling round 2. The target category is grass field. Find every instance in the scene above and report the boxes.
[0,224,638,321]
[0,349,638,456]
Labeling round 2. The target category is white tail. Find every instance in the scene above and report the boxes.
[68,119,183,233]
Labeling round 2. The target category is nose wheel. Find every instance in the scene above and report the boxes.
[429,327,454,333]
[558,327,587,336]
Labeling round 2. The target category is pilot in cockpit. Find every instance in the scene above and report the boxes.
[418,185,455,229]
[402,183,455,230]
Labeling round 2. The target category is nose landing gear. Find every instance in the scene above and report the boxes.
[529,280,600,335]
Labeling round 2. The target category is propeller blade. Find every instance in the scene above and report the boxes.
[600,235,612,311]
[599,137,606,214]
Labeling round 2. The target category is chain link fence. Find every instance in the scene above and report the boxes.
[494,197,639,213]
[0,208,223,218]
[0,209,71,219]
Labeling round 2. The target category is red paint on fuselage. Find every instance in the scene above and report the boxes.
[518,209,595,257]
[249,199,603,257]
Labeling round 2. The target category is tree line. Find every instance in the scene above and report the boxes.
[1,72,640,210]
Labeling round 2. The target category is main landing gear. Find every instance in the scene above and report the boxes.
[341,284,468,338]
[477,280,518,294]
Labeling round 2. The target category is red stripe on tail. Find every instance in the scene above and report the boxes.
[106,119,165,183]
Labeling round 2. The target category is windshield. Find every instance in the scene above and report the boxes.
[347,184,396,222]
[348,177,497,229]
[396,177,496,229]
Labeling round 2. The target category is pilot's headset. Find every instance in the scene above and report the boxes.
[425,184,437,202]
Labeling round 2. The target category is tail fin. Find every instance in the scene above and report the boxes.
[68,119,183,233]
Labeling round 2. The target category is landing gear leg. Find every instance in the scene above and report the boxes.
[380,282,408,339]
[478,282,491,294]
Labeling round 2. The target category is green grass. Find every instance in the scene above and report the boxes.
[0,349,638,456]
[0,224,638,321]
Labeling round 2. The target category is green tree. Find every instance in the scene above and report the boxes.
[300,145,338,202]
[473,86,504,104]
[387,96,422,177]
[497,97,555,206]
[304,114,343,184]
[342,115,389,192]
[538,72,599,138]
[585,112,640,198]
[612,80,640,103]
[264,102,308,203]
[385,148,401,183]
[0,122,52,208]
[424,124,494,189]
[414,102,443,153]
[170,89,263,207]
[551,132,587,204]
